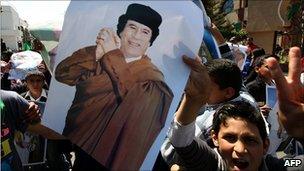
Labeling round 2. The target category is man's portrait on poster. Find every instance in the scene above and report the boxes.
[54,3,173,169]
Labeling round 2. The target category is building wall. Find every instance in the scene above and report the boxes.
[247,0,290,32]
[0,5,23,50]
[1,6,19,30]
[245,0,290,52]
[249,31,275,54]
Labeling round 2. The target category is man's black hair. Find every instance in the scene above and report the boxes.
[254,54,272,68]
[205,59,242,98]
[212,101,268,141]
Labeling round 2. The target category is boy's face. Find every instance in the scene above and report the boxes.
[26,75,44,94]
[255,61,271,81]
[212,118,269,171]
[207,78,233,105]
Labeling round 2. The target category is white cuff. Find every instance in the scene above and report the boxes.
[218,42,228,47]
[168,118,195,147]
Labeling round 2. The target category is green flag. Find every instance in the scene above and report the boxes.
[0,99,5,110]
[23,41,32,51]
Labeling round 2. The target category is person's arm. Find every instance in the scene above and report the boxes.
[97,28,134,101]
[266,47,304,139]
[176,56,211,125]
[168,107,223,170]
[173,138,223,170]
[209,23,234,60]
[55,28,120,86]
[169,56,211,147]
[101,50,134,102]
[209,23,225,45]
[27,123,66,140]
[4,91,66,140]
[55,46,97,86]
[22,101,66,139]
[167,56,224,170]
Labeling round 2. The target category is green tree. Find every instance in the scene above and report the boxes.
[287,0,303,50]
[201,0,248,41]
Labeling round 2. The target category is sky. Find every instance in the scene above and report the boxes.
[1,1,70,29]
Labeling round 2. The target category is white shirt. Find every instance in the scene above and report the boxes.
[125,56,142,63]
[24,89,47,102]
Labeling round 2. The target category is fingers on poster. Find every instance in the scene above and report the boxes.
[43,1,205,169]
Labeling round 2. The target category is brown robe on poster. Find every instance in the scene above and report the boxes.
[55,46,173,170]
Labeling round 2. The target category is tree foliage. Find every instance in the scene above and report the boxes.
[201,0,248,41]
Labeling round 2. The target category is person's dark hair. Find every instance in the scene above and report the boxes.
[25,70,45,81]
[212,101,268,141]
[1,51,13,62]
[205,59,242,97]
[271,54,280,61]
[252,48,265,59]
[117,3,162,46]
[247,37,253,41]
[254,54,272,68]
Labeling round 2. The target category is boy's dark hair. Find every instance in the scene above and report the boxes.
[25,70,45,81]
[252,48,265,59]
[212,101,267,141]
[254,54,272,68]
[205,59,242,97]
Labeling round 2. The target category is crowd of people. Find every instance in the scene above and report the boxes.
[1,38,73,170]
[151,25,304,171]
[1,11,304,171]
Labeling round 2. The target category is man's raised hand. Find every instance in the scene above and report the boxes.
[266,47,304,139]
[95,28,121,61]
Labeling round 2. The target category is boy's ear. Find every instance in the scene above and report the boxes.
[254,66,259,73]
[263,138,270,155]
[224,87,235,99]
[211,130,219,147]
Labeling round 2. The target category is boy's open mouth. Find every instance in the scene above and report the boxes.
[232,158,249,170]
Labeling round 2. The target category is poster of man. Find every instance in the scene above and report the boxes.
[56,3,173,169]
[43,1,205,170]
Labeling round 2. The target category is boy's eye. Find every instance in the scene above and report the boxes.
[223,134,237,143]
[245,138,258,144]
